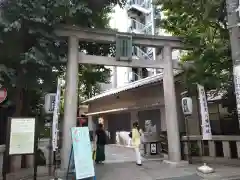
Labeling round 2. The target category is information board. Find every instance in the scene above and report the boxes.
[9,118,36,155]
[71,127,95,179]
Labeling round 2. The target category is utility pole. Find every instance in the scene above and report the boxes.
[226,0,240,127]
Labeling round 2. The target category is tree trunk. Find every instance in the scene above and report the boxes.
[13,86,24,116]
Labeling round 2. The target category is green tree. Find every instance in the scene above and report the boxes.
[79,65,111,99]
[156,0,231,89]
[156,0,236,112]
[0,0,119,116]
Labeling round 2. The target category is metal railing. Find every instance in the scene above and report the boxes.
[127,0,151,9]
[133,46,152,61]
[130,19,146,32]
[129,19,152,35]
[129,19,154,61]
[147,48,153,58]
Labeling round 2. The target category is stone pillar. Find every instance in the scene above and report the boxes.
[10,156,21,172]
[26,155,34,168]
[162,46,181,163]
[112,66,117,88]
[61,36,79,170]
[160,106,167,131]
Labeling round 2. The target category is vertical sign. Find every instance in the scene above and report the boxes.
[52,78,61,151]
[234,65,240,128]
[197,84,212,140]
[71,127,95,179]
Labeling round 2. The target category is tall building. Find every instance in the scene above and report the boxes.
[100,1,181,91]
[101,0,159,91]
[126,0,160,82]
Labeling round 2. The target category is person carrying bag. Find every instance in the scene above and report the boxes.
[131,122,142,166]
[93,123,107,164]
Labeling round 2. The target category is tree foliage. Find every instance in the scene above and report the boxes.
[156,0,231,89]
[88,0,126,11]
[0,0,118,116]
[156,0,236,113]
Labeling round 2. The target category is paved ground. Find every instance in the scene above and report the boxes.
[95,160,240,180]
[2,145,240,180]
[105,145,138,163]
[96,160,197,180]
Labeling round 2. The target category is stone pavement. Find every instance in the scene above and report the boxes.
[95,160,240,180]
[2,145,240,180]
[104,144,137,163]
[95,160,198,180]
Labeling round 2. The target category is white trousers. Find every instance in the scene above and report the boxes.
[134,147,142,164]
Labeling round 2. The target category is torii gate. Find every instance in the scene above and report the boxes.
[55,25,189,169]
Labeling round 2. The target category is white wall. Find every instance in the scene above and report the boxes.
[99,66,131,92]
[109,6,132,88]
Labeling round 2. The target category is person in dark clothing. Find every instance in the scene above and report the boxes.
[94,123,107,164]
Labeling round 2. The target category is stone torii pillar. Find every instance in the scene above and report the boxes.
[61,36,79,170]
[162,46,181,162]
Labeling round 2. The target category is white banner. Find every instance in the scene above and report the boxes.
[197,84,212,140]
[52,78,61,151]
[234,65,240,126]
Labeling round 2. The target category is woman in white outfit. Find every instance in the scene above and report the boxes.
[131,122,142,166]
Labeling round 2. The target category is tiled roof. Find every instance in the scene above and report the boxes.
[82,70,183,103]
[82,70,226,104]
[86,102,162,116]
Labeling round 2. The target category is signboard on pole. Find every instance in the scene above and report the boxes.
[44,93,56,114]
[234,65,240,127]
[52,78,61,151]
[9,118,36,155]
[3,117,38,180]
[197,84,212,140]
[181,97,193,116]
[71,127,95,179]
[0,88,7,104]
